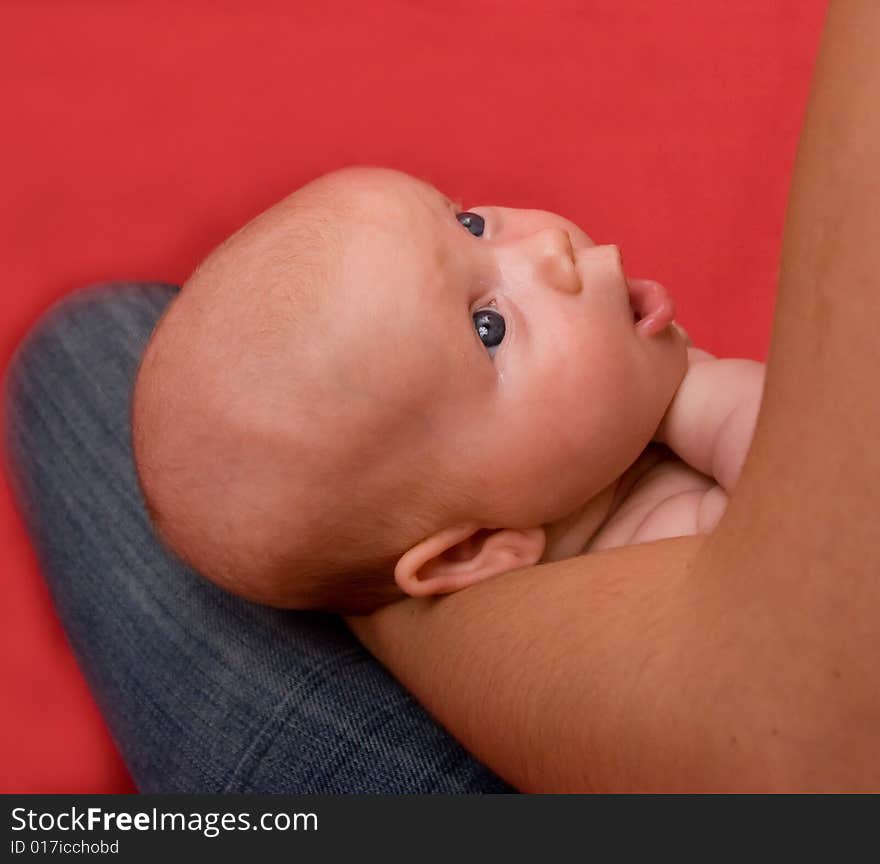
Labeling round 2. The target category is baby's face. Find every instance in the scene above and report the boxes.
[296,165,688,528]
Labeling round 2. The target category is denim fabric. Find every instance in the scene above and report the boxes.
[2,282,514,793]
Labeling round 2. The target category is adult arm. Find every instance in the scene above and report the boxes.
[347,0,880,791]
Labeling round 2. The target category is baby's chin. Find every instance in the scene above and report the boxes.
[647,319,690,404]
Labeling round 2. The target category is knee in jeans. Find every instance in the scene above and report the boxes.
[2,281,178,453]
[5,281,177,387]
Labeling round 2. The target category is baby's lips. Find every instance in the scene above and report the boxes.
[625,277,677,337]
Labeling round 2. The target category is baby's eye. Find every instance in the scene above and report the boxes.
[456,211,485,237]
[473,304,505,359]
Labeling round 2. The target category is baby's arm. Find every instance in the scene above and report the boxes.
[652,348,765,494]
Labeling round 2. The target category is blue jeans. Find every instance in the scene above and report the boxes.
[3,283,514,793]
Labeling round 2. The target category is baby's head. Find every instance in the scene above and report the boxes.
[132,165,687,613]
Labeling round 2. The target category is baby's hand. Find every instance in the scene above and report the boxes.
[653,347,766,494]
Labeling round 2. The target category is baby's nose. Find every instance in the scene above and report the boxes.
[524,226,581,294]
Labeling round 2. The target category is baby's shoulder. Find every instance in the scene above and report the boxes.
[586,444,720,553]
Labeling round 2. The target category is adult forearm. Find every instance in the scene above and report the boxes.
[349,537,723,793]
[347,532,828,792]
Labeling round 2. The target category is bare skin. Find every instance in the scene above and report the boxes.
[346,0,880,791]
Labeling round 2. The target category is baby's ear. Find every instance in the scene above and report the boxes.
[394,522,546,598]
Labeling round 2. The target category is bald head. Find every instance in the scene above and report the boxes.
[131,169,469,609]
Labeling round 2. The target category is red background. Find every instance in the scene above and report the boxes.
[0,0,827,792]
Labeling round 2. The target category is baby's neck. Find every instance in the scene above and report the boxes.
[541,443,671,561]
[541,482,620,562]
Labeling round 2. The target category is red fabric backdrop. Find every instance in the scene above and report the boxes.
[0,0,827,792]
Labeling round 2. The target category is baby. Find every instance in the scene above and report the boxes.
[131,164,765,614]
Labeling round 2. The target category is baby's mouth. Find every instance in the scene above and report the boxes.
[625,277,677,337]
